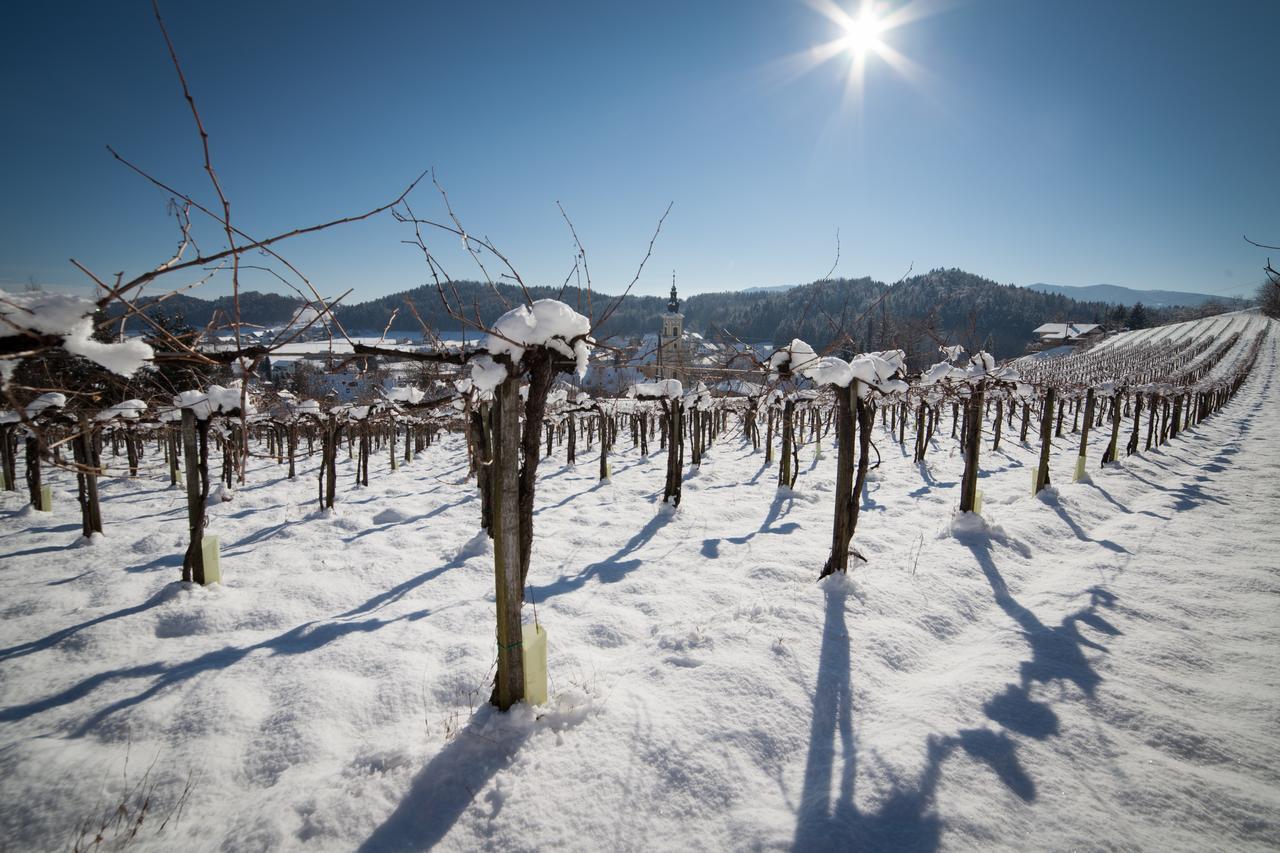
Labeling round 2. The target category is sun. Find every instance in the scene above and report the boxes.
[785,0,935,113]
[840,4,888,61]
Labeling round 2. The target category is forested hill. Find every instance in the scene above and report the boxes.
[113,268,1206,361]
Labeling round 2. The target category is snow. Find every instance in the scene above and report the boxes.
[767,340,907,398]
[630,379,683,399]
[472,300,592,392]
[95,399,147,422]
[920,351,1019,390]
[385,387,425,405]
[0,289,153,378]
[0,315,1277,851]
[171,385,254,420]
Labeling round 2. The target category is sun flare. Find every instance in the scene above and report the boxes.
[840,5,887,60]
[787,0,936,114]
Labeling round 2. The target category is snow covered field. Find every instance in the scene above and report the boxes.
[2,321,1278,852]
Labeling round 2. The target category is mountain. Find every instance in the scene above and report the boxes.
[1026,283,1240,308]
[741,284,798,294]
[113,268,1231,364]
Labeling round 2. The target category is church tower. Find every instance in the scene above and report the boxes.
[657,272,684,382]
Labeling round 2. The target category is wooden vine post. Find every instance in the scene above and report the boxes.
[778,398,796,488]
[490,374,525,710]
[1126,392,1144,456]
[661,397,684,506]
[1034,387,1055,494]
[598,411,611,481]
[180,409,206,585]
[1075,387,1096,480]
[24,432,42,509]
[820,379,873,577]
[959,382,985,513]
[0,424,16,492]
[1101,389,1124,465]
[73,414,103,537]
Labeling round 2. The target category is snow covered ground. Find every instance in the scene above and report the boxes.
[2,320,1278,852]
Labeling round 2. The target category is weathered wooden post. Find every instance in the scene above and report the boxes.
[598,411,611,480]
[1125,391,1144,456]
[991,397,1004,452]
[0,425,15,491]
[490,374,525,710]
[764,407,775,465]
[1075,387,1096,481]
[662,398,684,506]
[74,415,103,537]
[1101,389,1123,465]
[959,383,985,512]
[820,379,873,578]
[24,432,42,510]
[778,398,795,488]
[1034,388,1055,494]
[181,409,206,585]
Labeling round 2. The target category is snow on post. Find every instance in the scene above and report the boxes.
[0,290,152,386]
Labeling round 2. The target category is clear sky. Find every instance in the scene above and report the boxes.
[2,0,1277,303]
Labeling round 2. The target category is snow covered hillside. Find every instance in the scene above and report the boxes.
[1,315,1277,852]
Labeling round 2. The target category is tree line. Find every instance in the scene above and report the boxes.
[107,268,1249,364]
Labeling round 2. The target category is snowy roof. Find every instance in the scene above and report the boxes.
[1033,323,1101,339]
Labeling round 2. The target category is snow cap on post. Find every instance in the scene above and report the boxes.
[173,385,255,420]
[0,289,153,382]
[95,399,147,422]
[629,379,683,400]
[470,299,594,393]
[768,339,906,397]
[1,391,67,424]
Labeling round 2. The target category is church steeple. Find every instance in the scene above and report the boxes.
[667,271,680,314]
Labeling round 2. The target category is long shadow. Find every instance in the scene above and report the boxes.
[342,496,474,544]
[792,582,1035,851]
[794,522,1120,848]
[1078,480,1132,515]
[529,509,675,601]
[0,548,475,728]
[0,542,82,561]
[702,489,799,558]
[223,519,304,555]
[357,707,531,852]
[46,607,443,735]
[910,461,956,498]
[955,527,1118,740]
[533,478,610,516]
[124,553,184,575]
[0,521,80,539]
[1121,463,1232,512]
[48,570,94,586]
[0,584,179,663]
[1037,491,1130,554]
[223,503,285,520]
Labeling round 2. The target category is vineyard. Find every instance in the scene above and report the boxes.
[1,308,1277,851]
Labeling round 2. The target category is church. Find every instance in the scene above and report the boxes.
[655,276,690,382]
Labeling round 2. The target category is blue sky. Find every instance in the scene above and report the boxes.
[2,0,1277,303]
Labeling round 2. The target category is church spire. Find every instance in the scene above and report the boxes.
[667,270,680,314]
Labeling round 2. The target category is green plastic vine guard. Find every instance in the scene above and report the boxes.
[1073,455,1087,483]
[973,489,984,515]
[522,623,548,706]
[39,485,52,512]
[201,536,222,585]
